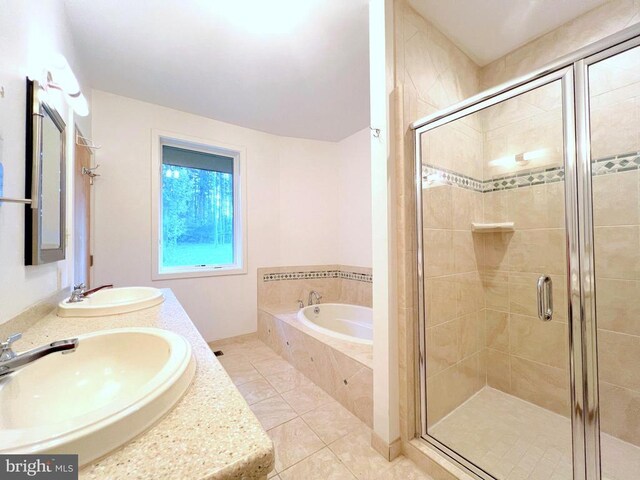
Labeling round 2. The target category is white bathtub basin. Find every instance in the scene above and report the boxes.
[0,327,195,465]
[57,287,164,317]
[297,303,373,345]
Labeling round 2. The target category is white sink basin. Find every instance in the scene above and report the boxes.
[0,327,195,465]
[57,287,164,317]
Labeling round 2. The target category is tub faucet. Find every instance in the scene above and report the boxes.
[0,333,79,377]
[308,290,322,306]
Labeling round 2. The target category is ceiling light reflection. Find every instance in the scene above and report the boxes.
[206,0,319,35]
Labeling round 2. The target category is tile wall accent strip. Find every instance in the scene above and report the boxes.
[263,270,373,283]
[422,151,640,192]
[592,151,640,175]
[339,271,373,283]
[422,164,484,192]
[483,165,565,192]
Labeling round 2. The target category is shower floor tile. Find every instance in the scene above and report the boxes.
[429,387,640,480]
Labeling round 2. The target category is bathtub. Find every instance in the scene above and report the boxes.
[296,303,373,345]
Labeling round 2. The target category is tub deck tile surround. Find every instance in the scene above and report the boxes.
[257,306,373,428]
[257,265,373,311]
[260,305,373,368]
[211,336,434,480]
[3,290,274,480]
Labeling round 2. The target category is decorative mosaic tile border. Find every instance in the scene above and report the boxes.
[483,166,565,192]
[422,163,564,192]
[592,151,640,175]
[339,271,373,283]
[422,164,484,192]
[422,151,640,192]
[263,270,373,283]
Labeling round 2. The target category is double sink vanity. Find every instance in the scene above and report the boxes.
[0,288,274,479]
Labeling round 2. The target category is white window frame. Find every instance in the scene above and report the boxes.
[151,129,247,280]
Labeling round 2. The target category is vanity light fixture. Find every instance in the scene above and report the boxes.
[43,54,89,117]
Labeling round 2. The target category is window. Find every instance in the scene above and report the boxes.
[152,132,246,279]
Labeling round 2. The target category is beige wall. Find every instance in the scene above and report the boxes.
[277,129,372,268]
[395,0,640,451]
[257,265,373,310]
[393,0,484,439]
[91,91,371,342]
[478,8,640,445]
[590,47,640,446]
[422,123,485,426]
[0,0,90,325]
[337,129,373,268]
[480,0,640,90]
[481,81,563,179]
[473,78,571,418]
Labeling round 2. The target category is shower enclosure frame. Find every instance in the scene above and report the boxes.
[411,23,640,480]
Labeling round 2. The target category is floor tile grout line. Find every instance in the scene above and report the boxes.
[254,358,365,477]
[262,369,313,395]
[327,439,368,480]
[221,339,398,480]
[277,446,355,480]
[267,415,324,475]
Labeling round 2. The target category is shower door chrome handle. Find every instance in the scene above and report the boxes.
[537,275,553,321]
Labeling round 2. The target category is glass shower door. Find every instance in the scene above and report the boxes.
[586,42,640,480]
[417,72,575,479]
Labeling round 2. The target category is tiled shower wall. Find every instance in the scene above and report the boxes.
[393,0,484,440]
[480,185,571,417]
[478,41,640,446]
[589,48,640,447]
[473,80,572,419]
[422,155,486,426]
[395,0,640,456]
[257,265,372,310]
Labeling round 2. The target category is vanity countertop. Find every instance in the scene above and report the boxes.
[16,289,274,480]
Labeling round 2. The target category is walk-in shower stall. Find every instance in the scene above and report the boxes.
[413,25,640,480]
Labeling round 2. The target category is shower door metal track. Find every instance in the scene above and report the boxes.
[412,22,640,480]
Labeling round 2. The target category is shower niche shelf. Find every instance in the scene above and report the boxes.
[471,222,515,233]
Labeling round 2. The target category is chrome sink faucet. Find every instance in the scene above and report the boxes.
[308,290,322,306]
[0,333,79,377]
[68,283,86,303]
[68,283,114,303]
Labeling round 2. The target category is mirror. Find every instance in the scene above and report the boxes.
[25,79,66,265]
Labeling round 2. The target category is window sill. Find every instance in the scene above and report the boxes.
[152,265,247,281]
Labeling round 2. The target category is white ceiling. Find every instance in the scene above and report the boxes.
[408,0,609,66]
[64,0,370,141]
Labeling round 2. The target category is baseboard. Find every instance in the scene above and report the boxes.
[371,432,402,462]
[207,331,258,348]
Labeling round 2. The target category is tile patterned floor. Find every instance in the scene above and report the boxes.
[212,337,433,480]
[430,387,640,480]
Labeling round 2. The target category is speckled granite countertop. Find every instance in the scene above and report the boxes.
[15,289,274,480]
